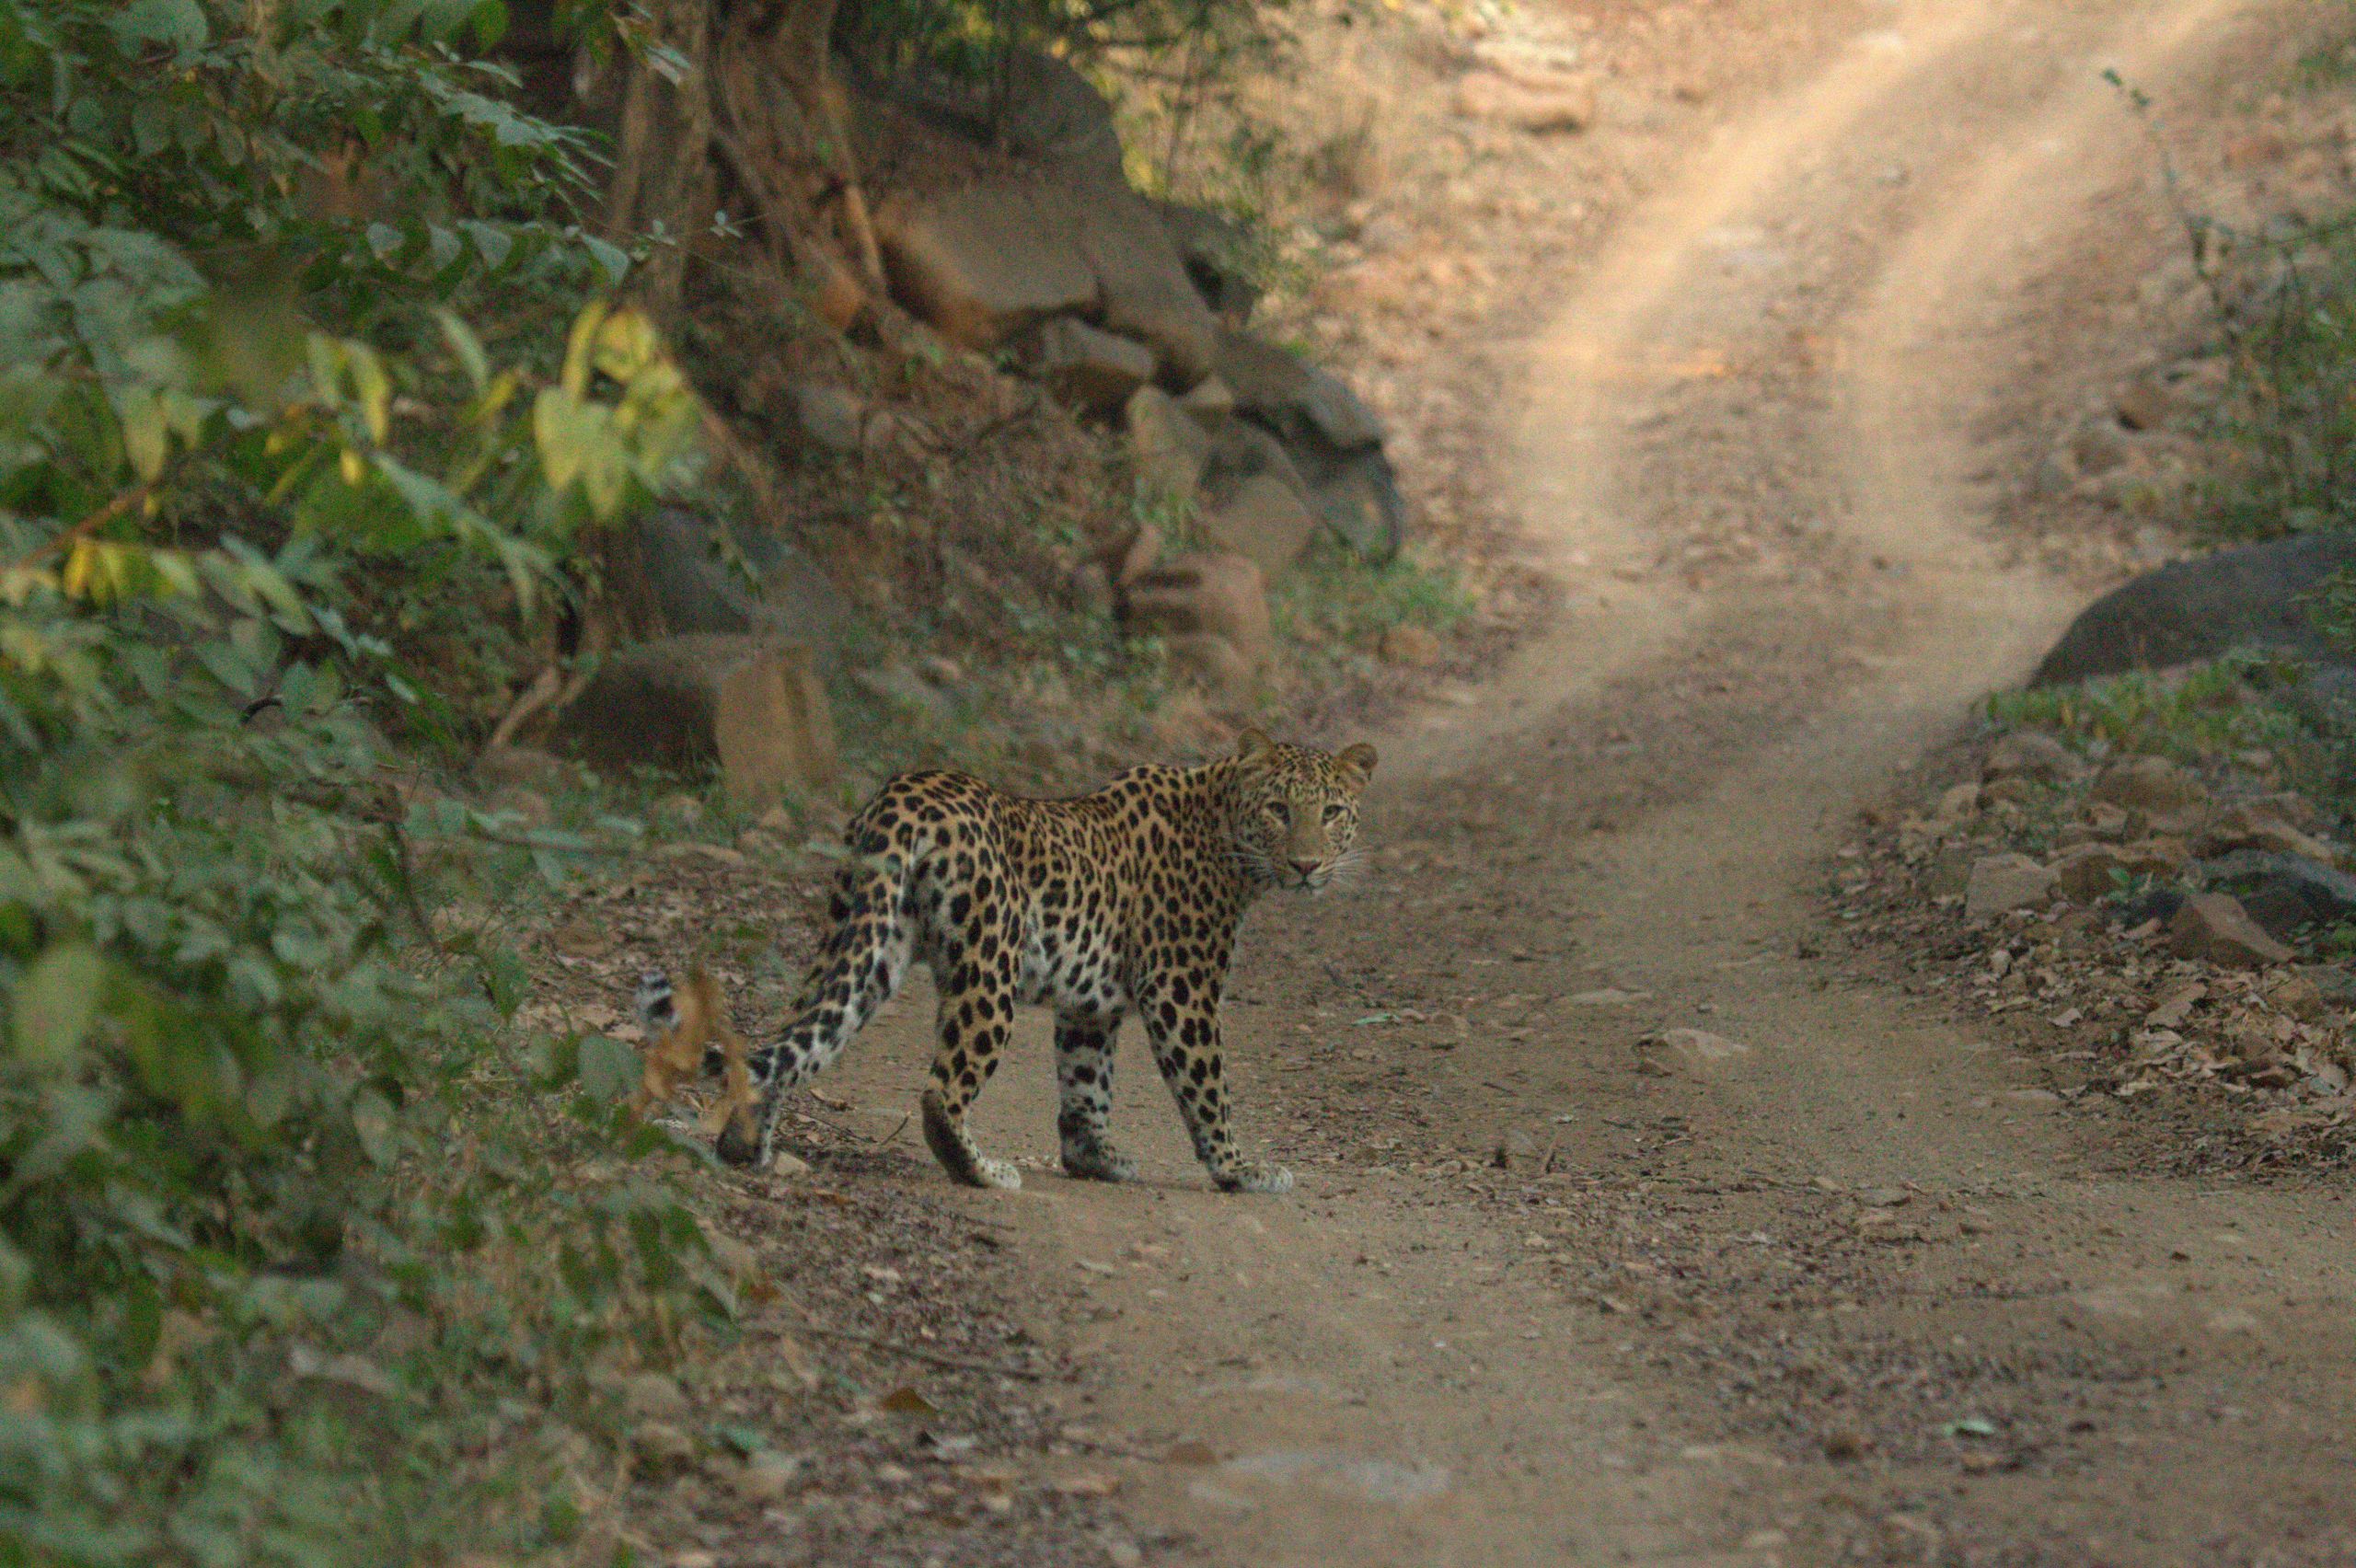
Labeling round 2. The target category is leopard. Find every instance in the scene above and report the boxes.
[640,730,1376,1193]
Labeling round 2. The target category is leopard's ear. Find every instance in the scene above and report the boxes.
[1337,742,1378,786]
[1236,728,1276,761]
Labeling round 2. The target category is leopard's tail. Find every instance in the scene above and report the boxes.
[632,967,734,1078]
[746,851,914,1095]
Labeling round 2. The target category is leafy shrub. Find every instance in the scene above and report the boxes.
[0,3,721,1562]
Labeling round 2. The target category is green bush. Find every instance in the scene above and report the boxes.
[0,3,722,1562]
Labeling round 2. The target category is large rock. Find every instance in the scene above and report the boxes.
[2090,755,2207,828]
[1981,730,2087,785]
[1149,199,1260,323]
[1077,190,1220,387]
[1215,329,1384,453]
[1121,552,1271,666]
[887,49,1126,180]
[1033,317,1157,415]
[2030,532,2356,687]
[554,636,840,807]
[1308,448,1408,563]
[636,509,851,671]
[2199,850,2356,940]
[874,179,1217,385]
[1965,853,2059,920]
[1201,474,1319,580]
[2195,801,2344,866]
[872,181,1100,351]
[2167,892,2295,968]
[1126,386,1211,500]
[1201,413,1311,504]
[2052,838,2188,902]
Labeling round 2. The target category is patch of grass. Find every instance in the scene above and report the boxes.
[1270,538,1472,672]
[1985,650,2317,765]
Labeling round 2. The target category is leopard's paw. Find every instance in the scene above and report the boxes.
[972,1156,1024,1191]
[1062,1140,1140,1183]
[1215,1160,1294,1195]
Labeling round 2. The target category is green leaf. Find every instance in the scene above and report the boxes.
[110,0,209,51]
[12,943,104,1069]
[577,1033,640,1106]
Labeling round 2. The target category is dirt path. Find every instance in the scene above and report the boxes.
[814,3,2356,1563]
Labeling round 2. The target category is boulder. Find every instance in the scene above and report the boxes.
[2090,755,2207,828]
[635,509,852,672]
[2198,850,2356,940]
[1033,317,1157,415]
[2052,838,2189,902]
[2030,532,2356,687]
[1126,386,1211,501]
[1075,188,1221,386]
[1201,413,1312,506]
[1201,474,1319,581]
[2167,893,2295,968]
[1121,552,1271,666]
[1309,448,1409,564]
[1149,199,1261,324]
[1215,329,1385,453]
[1964,853,2059,920]
[872,182,1099,350]
[781,378,869,455]
[1981,730,2086,785]
[888,49,1126,180]
[555,636,840,807]
[2194,801,2344,866]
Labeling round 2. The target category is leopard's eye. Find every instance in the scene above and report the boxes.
[1265,801,1289,824]
[1322,803,1345,824]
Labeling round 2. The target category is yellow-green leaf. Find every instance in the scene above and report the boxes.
[13,943,103,1070]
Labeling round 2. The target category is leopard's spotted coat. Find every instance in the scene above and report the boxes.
[660,731,1375,1193]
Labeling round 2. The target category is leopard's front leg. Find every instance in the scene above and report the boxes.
[1137,965,1291,1194]
[1055,1009,1138,1182]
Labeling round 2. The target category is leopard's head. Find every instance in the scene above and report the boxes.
[1227,730,1378,892]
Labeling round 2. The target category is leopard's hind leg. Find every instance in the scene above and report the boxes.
[918,889,1025,1191]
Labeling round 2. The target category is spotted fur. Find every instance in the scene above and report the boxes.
[654,730,1375,1193]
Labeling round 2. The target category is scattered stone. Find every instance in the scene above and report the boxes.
[475,744,571,790]
[1122,552,1273,666]
[621,1373,690,1423]
[2195,801,2343,866]
[629,1422,696,1468]
[1032,317,1158,415]
[768,1149,811,1177]
[554,636,840,808]
[731,1450,803,1504]
[2197,850,2356,940]
[1964,853,2059,920]
[1641,1028,1754,1071]
[1200,473,1321,580]
[1380,624,1444,668]
[1981,730,2086,785]
[2051,838,2188,902]
[783,378,868,455]
[1126,386,1211,500]
[1108,522,1165,590]
[2090,755,2207,826]
[2166,893,2295,968]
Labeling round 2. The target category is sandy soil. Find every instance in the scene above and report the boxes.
[757,3,2356,1564]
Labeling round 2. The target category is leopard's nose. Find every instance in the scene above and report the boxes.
[1289,857,1321,877]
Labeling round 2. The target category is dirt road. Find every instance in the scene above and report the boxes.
[821,2,2356,1562]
